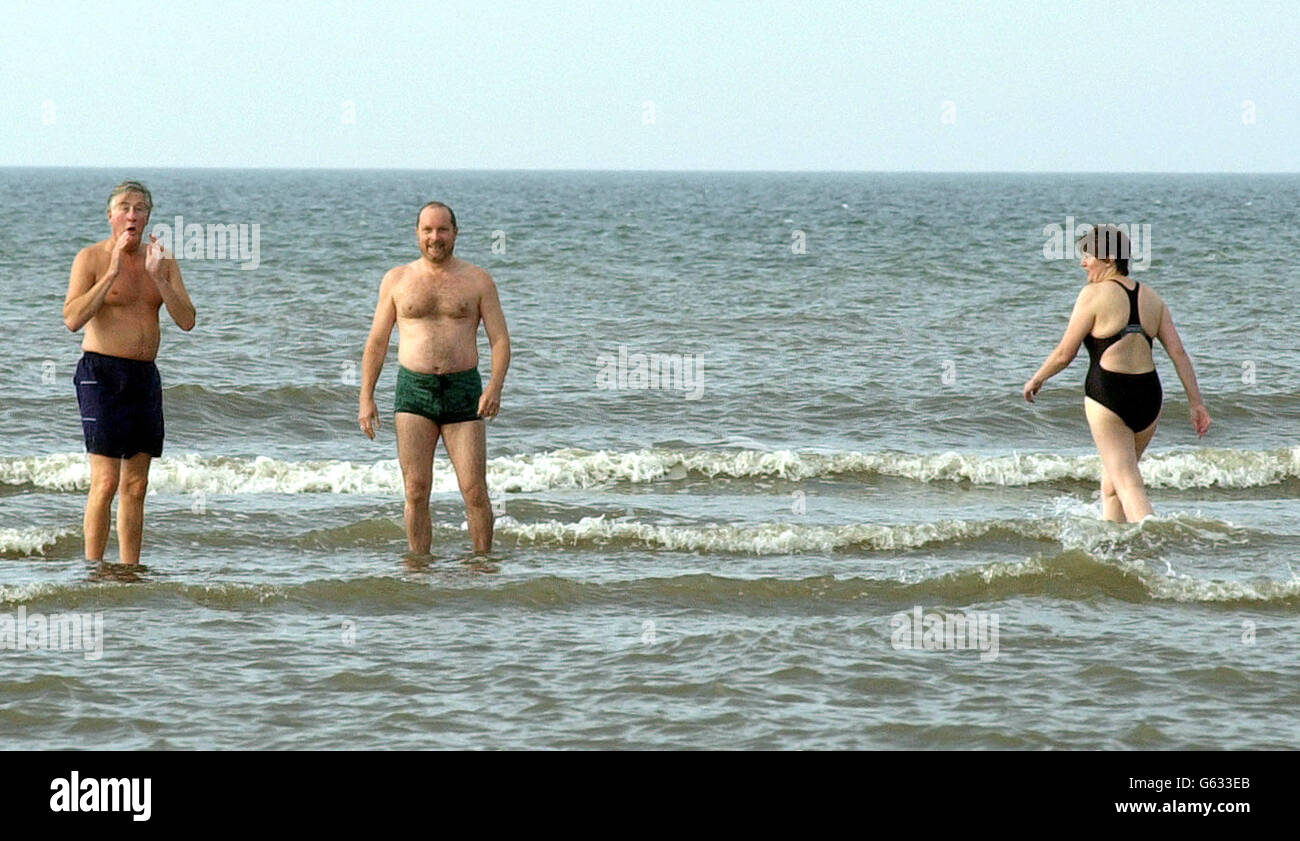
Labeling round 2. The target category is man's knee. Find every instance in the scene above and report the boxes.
[89,470,120,500]
[119,473,149,501]
[403,477,432,505]
[459,479,490,509]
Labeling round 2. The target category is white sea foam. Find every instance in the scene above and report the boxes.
[4,446,1299,494]
[497,514,1062,555]
[0,581,63,604]
[498,508,1246,554]
[0,527,70,556]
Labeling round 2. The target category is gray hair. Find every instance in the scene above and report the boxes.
[107,180,153,214]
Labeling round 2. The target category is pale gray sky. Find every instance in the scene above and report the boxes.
[2,0,1296,170]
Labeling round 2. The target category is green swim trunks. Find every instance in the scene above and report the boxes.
[394,366,482,424]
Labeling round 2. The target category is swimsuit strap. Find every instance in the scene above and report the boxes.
[1106,277,1148,333]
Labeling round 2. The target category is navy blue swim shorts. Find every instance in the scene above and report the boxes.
[73,350,164,458]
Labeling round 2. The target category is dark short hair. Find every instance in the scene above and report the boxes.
[1076,223,1131,276]
[107,180,153,214]
[416,201,457,231]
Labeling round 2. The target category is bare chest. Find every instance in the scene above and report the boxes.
[395,278,477,321]
[103,265,162,310]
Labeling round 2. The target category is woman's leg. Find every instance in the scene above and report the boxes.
[1101,415,1159,521]
[1134,417,1158,460]
[1098,465,1125,522]
[1085,397,1154,521]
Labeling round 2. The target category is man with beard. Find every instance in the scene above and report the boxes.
[359,201,511,555]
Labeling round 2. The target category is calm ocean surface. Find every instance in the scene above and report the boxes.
[2,169,1299,749]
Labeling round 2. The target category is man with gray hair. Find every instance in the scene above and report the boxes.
[62,180,196,565]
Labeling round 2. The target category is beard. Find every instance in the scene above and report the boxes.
[425,241,454,261]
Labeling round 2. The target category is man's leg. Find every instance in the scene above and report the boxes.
[440,419,492,553]
[395,412,439,554]
[85,454,121,561]
[117,453,152,564]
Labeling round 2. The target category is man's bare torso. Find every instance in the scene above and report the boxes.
[392,256,486,374]
[81,240,164,362]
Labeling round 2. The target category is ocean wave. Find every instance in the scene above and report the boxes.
[3,561,1297,612]
[287,505,1259,561]
[893,551,1300,606]
[499,515,1041,554]
[0,527,74,558]
[5,446,1300,494]
[0,453,401,494]
[495,510,1257,559]
[3,505,1261,562]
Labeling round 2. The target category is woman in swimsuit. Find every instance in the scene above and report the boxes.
[1023,224,1212,522]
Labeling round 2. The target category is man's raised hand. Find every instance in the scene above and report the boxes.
[145,234,169,282]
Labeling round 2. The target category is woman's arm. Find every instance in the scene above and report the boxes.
[1155,303,1212,437]
[1024,286,1094,402]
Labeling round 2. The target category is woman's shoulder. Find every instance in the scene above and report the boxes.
[1075,280,1104,301]
[1135,278,1166,305]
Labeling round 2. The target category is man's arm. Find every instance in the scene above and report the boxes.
[359,270,399,439]
[477,271,511,420]
[147,238,196,331]
[63,239,123,332]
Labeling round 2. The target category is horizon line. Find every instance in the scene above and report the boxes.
[2,165,1297,176]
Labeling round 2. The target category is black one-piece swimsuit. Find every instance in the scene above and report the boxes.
[1082,279,1162,432]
